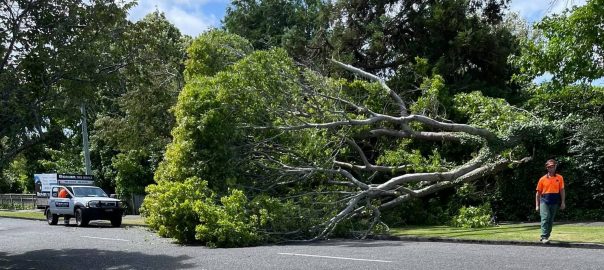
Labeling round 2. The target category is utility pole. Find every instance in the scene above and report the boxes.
[81,103,92,175]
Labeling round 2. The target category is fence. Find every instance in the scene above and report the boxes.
[128,194,145,215]
[0,194,37,209]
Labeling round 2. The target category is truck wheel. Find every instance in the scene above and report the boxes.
[110,215,122,227]
[46,209,58,225]
[75,208,89,227]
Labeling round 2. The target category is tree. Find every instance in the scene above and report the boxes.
[92,11,188,197]
[328,0,518,97]
[225,0,519,96]
[223,0,328,53]
[510,0,604,220]
[143,44,537,245]
[0,0,133,178]
[514,0,604,86]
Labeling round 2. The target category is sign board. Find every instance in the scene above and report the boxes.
[56,174,94,186]
[34,173,94,208]
[34,174,58,197]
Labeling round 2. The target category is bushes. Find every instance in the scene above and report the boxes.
[451,203,494,228]
[142,178,264,247]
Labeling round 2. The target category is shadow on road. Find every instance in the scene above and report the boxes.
[0,249,194,270]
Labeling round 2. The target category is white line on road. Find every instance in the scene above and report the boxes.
[278,253,392,263]
[80,236,130,242]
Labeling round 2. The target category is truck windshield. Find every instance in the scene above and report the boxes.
[72,187,108,197]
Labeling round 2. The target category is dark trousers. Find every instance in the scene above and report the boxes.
[539,202,559,238]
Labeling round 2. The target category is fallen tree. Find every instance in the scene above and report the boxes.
[143,47,537,246]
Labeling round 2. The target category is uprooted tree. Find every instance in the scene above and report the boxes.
[142,42,541,247]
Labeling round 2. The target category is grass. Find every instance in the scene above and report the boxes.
[0,210,147,226]
[390,223,604,244]
[0,210,44,220]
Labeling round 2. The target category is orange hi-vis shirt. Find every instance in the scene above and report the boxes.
[536,174,564,204]
[58,188,68,198]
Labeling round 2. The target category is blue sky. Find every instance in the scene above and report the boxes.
[127,0,587,37]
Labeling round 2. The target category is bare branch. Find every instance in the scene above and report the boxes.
[369,128,462,142]
[380,156,533,209]
[312,194,365,240]
[334,160,413,173]
[330,59,408,116]
[279,165,370,190]
[266,113,497,143]
[405,115,498,142]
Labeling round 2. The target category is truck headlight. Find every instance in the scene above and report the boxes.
[87,201,101,208]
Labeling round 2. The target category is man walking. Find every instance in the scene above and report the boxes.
[535,159,566,243]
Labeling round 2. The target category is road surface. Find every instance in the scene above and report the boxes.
[1,218,602,269]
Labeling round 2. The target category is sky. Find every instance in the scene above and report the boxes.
[126,0,588,37]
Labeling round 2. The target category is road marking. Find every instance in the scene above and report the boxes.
[80,236,130,242]
[278,253,392,263]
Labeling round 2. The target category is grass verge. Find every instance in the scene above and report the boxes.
[390,223,604,244]
[0,210,146,226]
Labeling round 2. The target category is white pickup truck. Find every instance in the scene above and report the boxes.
[45,185,123,227]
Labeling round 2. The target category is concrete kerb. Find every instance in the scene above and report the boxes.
[370,234,604,250]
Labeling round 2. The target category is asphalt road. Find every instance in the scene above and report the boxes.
[1,218,603,270]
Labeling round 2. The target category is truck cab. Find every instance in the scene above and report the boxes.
[45,185,123,227]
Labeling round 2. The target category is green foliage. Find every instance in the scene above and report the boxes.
[142,177,308,247]
[1,0,134,173]
[185,29,253,80]
[569,117,604,203]
[0,155,31,193]
[156,48,302,191]
[111,151,154,197]
[224,0,328,55]
[411,75,448,118]
[376,140,450,173]
[525,85,604,120]
[0,203,35,210]
[513,0,604,86]
[451,203,494,228]
[454,91,532,135]
[92,11,187,198]
[329,0,519,97]
[193,189,265,248]
[141,177,215,243]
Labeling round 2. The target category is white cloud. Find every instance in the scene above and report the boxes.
[509,0,587,23]
[127,0,227,37]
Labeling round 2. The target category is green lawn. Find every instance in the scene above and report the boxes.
[0,210,146,226]
[0,210,45,220]
[390,223,604,244]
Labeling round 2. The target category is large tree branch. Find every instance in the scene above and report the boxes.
[272,113,497,143]
[330,59,408,116]
[280,165,370,190]
[312,193,365,240]
[380,156,532,209]
[376,151,490,191]
[1,131,51,168]
[368,128,463,142]
[334,160,413,173]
